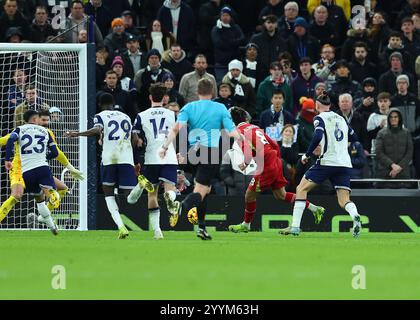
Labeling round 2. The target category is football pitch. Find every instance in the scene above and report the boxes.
[0,231,419,300]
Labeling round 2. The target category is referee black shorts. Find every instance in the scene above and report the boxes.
[190,146,221,187]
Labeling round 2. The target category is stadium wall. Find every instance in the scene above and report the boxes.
[96,195,420,233]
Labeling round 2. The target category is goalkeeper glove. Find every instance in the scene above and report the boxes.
[66,163,85,180]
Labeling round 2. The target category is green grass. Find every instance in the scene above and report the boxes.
[0,231,419,300]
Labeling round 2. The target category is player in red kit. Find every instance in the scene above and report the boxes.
[227,107,325,233]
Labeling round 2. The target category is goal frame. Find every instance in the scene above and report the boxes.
[0,43,97,231]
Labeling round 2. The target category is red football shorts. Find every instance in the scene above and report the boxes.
[247,153,288,192]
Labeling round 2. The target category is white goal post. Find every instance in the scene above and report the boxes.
[0,43,91,231]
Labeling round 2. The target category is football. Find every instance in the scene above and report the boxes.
[187,207,198,225]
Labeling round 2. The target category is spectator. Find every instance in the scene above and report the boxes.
[392,74,420,136]
[258,0,285,23]
[348,141,367,179]
[412,12,420,31]
[401,17,420,65]
[224,0,266,38]
[354,77,378,123]
[286,17,320,69]
[97,70,137,121]
[397,0,420,27]
[242,43,265,90]
[162,72,185,107]
[280,123,299,187]
[336,93,369,152]
[29,5,56,43]
[367,11,391,63]
[312,44,337,82]
[314,82,326,99]
[157,0,196,53]
[256,62,293,116]
[7,68,27,109]
[95,46,111,90]
[111,56,136,93]
[121,10,140,37]
[134,49,170,110]
[249,14,287,78]
[259,90,295,133]
[121,34,147,80]
[213,83,234,109]
[278,53,298,85]
[102,0,131,19]
[104,18,132,56]
[327,60,363,108]
[341,25,371,62]
[379,31,415,73]
[145,19,176,54]
[167,102,180,116]
[5,26,23,43]
[309,5,338,46]
[375,108,413,182]
[0,0,30,42]
[378,51,416,96]
[84,0,113,38]
[141,0,165,27]
[416,55,420,100]
[296,97,316,152]
[161,43,193,90]
[307,0,351,21]
[78,29,88,43]
[211,6,245,82]
[222,60,256,118]
[367,91,391,155]
[179,54,217,103]
[349,42,377,84]
[291,57,321,116]
[312,0,348,45]
[278,1,300,39]
[64,0,103,45]
[14,85,49,127]
[198,0,231,64]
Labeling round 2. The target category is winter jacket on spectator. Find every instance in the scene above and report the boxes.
[97,85,137,122]
[296,114,315,153]
[392,92,420,136]
[161,49,193,89]
[353,78,378,123]
[375,108,413,179]
[179,71,217,103]
[256,76,293,116]
[121,49,147,80]
[348,141,367,178]
[211,22,245,65]
[258,2,284,21]
[402,32,420,66]
[309,21,338,46]
[367,109,388,154]
[157,0,196,52]
[317,1,347,45]
[84,2,113,38]
[378,70,416,96]
[64,14,103,45]
[134,65,170,110]
[29,20,56,43]
[416,56,420,100]
[368,23,392,64]
[328,76,363,108]
[286,32,320,70]
[213,97,234,110]
[222,73,256,118]
[291,70,321,116]
[249,28,288,76]
[102,0,131,19]
[380,45,415,74]
[225,0,265,35]
[167,87,185,108]
[340,28,371,62]
[141,0,165,27]
[349,59,377,84]
[259,106,295,131]
[7,84,25,109]
[307,0,351,21]
[0,10,30,41]
[104,32,132,56]
[336,108,369,151]
[278,16,298,39]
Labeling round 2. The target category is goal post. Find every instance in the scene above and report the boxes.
[0,43,97,231]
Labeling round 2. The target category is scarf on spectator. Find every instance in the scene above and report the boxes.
[216,19,231,29]
[228,72,245,97]
[151,32,164,54]
[271,105,284,126]
[147,65,162,81]
[164,0,181,9]
[245,59,257,88]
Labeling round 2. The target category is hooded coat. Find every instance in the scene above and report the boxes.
[161,49,193,89]
[222,73,256,117]
[375,108,413,179]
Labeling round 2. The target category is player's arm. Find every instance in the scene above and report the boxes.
[4,130,19,170]
[65,115,103,138]
[46,131,59,160]
[303,116,325,162]
[0,134,10,147]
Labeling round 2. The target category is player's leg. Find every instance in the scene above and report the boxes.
[0,183,24,223]
[272,188,325,224]
[336,189,361,237]
[102,165,128,239]
[127,165,154,204]
[160,165,180,227]
[46,177,68,212]
[228,175,259,233]
[147,186,163,239]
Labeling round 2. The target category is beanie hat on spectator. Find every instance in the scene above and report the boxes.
[396,74,409,86]
[228,59,243,72]
[389,51,403,64]
[246,43,259,52]
[221,6,232,16]
[314,82,326,91]
[111,56,124,68]
[162,72,175,82]
[111,18,124,29]
[294,17,308,29]
[6,27,22,41]
[362,77,377,87]
[147,49,161,60]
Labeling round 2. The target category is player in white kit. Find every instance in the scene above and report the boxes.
[280,92,362,237]
[128,83,180,239]
[66,93,151,239]
[5,110,59,235]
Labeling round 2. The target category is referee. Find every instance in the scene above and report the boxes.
[159,78,241,240]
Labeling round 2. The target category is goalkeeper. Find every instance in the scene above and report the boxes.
[0,109,84,223]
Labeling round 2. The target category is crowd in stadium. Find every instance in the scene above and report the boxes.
[1,0,420,194]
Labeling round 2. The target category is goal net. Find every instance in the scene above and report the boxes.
[0,44,88,231]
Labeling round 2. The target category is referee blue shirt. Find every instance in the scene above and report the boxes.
[177,100,236,148]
